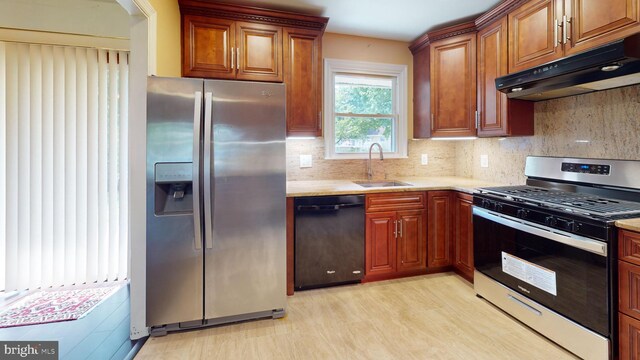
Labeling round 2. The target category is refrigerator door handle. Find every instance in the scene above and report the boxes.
[192,91,203,250]
[203,91,214,249]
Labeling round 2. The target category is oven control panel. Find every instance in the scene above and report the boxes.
[473,195,609,241]
[561,162,610,175]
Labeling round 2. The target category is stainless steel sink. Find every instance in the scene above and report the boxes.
[353,180,413,188]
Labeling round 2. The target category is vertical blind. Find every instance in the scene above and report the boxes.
[0,42,129,292]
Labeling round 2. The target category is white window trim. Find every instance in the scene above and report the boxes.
[324,58,408,160]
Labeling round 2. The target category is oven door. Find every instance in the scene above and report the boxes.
[473,206,609,336]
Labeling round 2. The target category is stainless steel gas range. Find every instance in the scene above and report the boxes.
[473,156,640,360]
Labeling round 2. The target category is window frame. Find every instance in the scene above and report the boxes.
[324,58,408,160]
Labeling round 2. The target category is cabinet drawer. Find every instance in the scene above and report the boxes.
[620,230,640,266]
[620,312,640,360]
[620,260,640,319]
[365,192,426,212]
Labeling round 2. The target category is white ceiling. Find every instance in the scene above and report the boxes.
[223,0,502,42]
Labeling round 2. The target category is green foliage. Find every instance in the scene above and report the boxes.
[335,84,392,114]
[335,117,392,146]
[334,84,393,146]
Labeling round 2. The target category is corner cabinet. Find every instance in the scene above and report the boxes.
[427,191,454,269]
[477,16,534,137]
[429,33,477,138]
[453,192,474,281]
[364,192,427,282]
[179,0,328,136]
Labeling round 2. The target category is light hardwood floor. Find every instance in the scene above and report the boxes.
[136,273,577,359]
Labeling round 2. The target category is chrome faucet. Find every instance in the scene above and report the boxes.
[367,142,384,180]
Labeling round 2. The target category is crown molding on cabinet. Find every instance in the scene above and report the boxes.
[475,0,529,30]
[409,0,528,54]
[178,0,328,31]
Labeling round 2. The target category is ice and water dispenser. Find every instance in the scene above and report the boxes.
[154,162,193,215]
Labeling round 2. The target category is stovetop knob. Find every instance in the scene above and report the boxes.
[517,209,527,219]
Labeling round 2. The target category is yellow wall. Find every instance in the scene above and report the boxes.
[322,33,414,137]
[148,0,181,77]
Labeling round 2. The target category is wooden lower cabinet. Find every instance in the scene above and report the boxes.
[364,192,427,281]
[427,191,453,269]
[619,229,640,358]
[397,210,427,272]
[620,313,640,359]
[453,192,474,281]
[365,212,397,277]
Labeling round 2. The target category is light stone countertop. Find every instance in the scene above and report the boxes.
[286,176,503,197]
[616,218,640,233]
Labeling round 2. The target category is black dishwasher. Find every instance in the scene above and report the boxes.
[294,195,365,290]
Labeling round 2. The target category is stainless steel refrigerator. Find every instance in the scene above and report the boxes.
[146,77,286,335]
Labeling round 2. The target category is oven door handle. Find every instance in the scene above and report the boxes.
[472,207,607,257]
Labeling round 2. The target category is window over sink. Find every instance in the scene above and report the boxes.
[324,59,407,159]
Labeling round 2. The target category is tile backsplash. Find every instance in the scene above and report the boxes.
[456,84,640,184]
[286,84,640,183]
[286,138,456,181]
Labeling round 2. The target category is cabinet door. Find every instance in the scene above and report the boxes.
[620,313,640,359]
[397,210,427,272]
[236,22,283,82]
[620,260,640,319]
[620,230,640,266]
[453,193,474,281]
[413,46,432,138]
[365,212,397,277]
[565,0,640,55]
[508,0,564,73]
[182,15,236,79]
[284,27,322,137]
[427,191,453,268]
[478,18,509,137]
[430,34,477,137]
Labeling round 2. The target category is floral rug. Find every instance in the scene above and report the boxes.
[0,285,121,328]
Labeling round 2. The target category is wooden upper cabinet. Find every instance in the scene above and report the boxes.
[430,33,477,137]
[183,18,282,82]
[508,0,563,73]
[284,27,322,137]
[477,17,534,137]
[508,0,640,73]
[179,0,328,135]
[236,22,282,82]
[566,0,640,55]
[183,15,236,79]
[412,45,432,138]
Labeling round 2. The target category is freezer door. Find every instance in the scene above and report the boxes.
[146,77,204,327]
[203,80,286,319]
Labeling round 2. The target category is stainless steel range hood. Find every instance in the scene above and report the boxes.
[496,33,640,101]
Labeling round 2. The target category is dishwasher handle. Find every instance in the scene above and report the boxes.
[296,203,363,212]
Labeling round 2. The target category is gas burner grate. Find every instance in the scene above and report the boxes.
[479,185,640,217]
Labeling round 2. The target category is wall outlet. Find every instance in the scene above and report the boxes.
[300,154,312,168]
[421,154,429,165]
[480,154,489,168]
